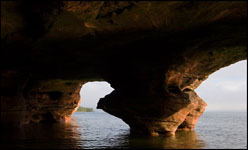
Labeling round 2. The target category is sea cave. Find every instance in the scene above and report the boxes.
[1,1,247,137]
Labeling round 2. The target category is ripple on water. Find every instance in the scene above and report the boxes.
[1,111,247,149]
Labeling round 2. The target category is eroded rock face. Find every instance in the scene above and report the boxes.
[178,91,207,130]
[23,79,84,123]
[1,1,247,135]
[1,72,84,126]
[97,71,207,135]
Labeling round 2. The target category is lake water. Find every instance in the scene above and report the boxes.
[1,111,247,149]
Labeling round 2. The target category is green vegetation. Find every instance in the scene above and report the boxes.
[77,106,94,112]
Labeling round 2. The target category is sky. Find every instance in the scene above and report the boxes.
[79,81,114,111]
[80,60,247,112]
[195,60,247,111]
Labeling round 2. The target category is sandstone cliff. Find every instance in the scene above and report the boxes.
[1,1,247,135]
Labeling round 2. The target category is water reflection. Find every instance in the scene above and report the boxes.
[1,113,206,149]
[2,112,246,149]
[1,119,82,149]
[113,130,206,149]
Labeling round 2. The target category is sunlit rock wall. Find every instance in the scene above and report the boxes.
[1,71,84,126]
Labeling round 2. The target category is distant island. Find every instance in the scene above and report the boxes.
[77,106,94,112]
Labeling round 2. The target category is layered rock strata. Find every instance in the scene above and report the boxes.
[1,73,83,126]
[1,1,247,135]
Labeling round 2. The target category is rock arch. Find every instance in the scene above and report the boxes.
[1,1,247,135]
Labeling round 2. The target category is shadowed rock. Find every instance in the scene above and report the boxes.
[1,1,247,135]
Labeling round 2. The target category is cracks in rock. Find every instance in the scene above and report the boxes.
[95,1,136,26]
[96,2,135,19]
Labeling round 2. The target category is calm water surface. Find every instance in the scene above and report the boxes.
[1,111,247,149]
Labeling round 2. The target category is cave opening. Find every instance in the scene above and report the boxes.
[72,81,131,141]
[195,60,247,112]
[1,1,247,148]
[78,81,114,112]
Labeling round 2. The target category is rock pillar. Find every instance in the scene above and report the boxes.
[98,71,207,136]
